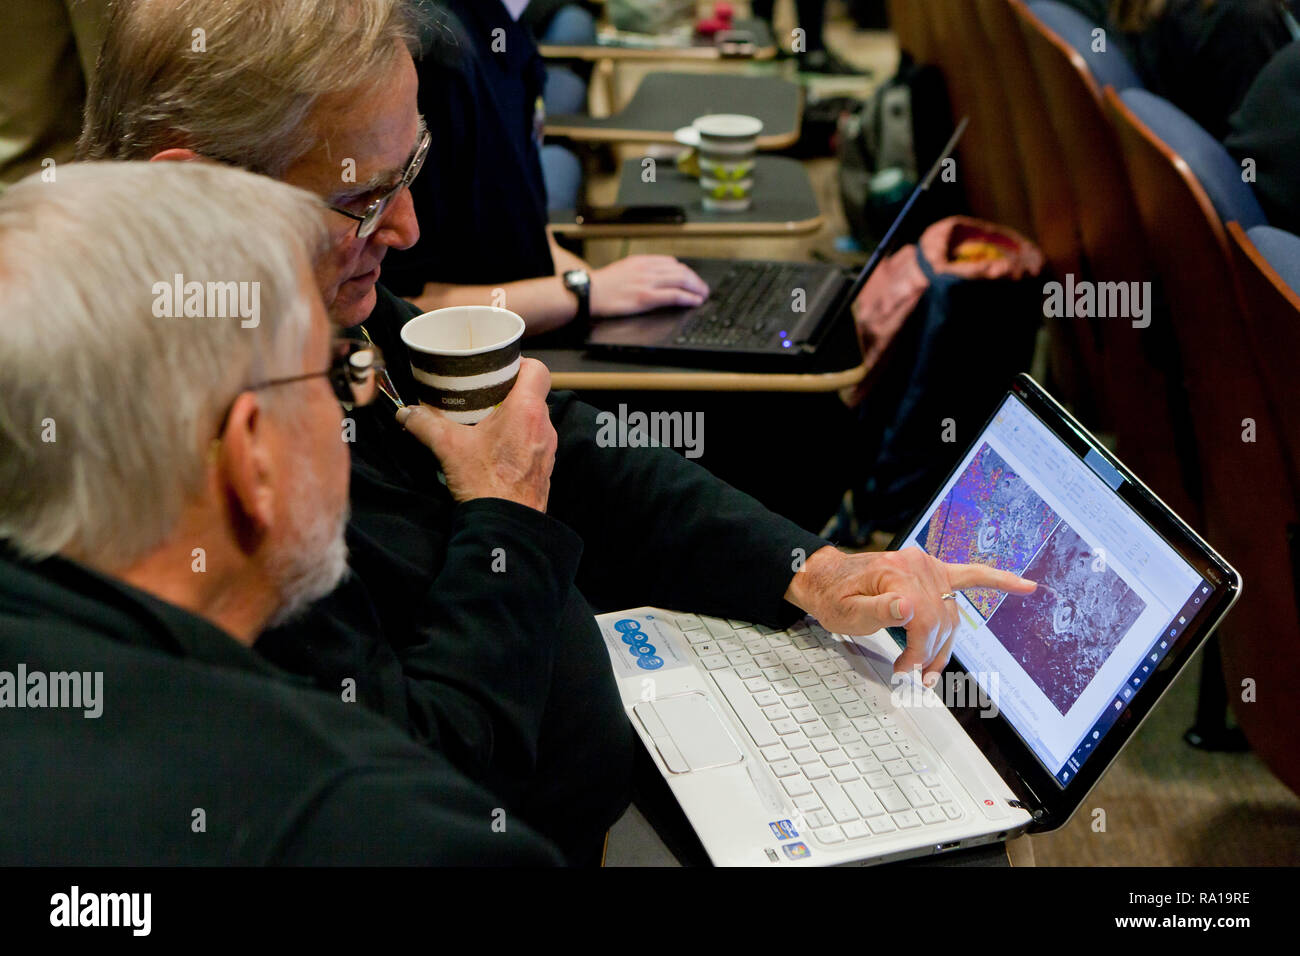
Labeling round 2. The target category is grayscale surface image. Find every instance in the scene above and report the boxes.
[987,522,1147,715]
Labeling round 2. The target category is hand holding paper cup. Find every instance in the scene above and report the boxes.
[400,306,525,424]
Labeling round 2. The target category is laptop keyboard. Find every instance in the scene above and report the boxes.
[674,612,968,848]
[674,263,816,349]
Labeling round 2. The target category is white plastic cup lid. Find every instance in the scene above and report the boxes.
[692,114,764,139]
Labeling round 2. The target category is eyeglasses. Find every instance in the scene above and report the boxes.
[216,338,385,437]
[251,337,384,407]
[328,128,431,238]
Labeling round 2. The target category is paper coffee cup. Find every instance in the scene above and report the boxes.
[693,113,762,212]
[400,306,525,424]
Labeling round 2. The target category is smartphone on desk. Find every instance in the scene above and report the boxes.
[716,30,757,57]
[574,205,687,227]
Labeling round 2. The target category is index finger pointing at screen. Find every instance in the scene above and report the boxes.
[946,563,1038,595]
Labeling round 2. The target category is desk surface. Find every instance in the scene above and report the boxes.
[550,155,825,239]
[546,72,803,150]
[526,307,865,393]
[540,18,777,62]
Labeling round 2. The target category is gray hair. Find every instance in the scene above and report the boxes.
[77,0,423,176]
[0,161,330,567]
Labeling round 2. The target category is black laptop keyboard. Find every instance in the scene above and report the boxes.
[676,263,818,349]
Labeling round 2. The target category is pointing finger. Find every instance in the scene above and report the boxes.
[946,563,1037,595]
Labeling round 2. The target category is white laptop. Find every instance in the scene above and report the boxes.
[595,374,1240,866]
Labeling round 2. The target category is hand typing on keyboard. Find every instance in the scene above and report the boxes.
[589,255,710,317]
[783,546,1036,684]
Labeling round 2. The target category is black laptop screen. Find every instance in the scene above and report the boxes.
[894,393,1214,788]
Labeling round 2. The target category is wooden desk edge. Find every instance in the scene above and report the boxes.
[544,124,802,151]
[549,213,826,239]
[546,360,866,392]
[539,44,778,61]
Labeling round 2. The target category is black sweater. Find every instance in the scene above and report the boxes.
[0,547,561,866]
[258,285,830,863]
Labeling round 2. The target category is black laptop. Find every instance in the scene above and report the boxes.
[583,118,969,365]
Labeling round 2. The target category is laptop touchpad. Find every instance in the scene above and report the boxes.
[633,693,743,774]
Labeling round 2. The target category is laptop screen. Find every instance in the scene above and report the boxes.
[894,391,1218,789]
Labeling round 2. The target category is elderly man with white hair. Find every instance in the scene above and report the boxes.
[0,161,559,865]
[77,0,1034,865]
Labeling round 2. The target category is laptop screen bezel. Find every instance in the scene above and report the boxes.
[885,373,1240,831]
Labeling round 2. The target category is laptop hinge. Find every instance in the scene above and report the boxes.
[1008,799,1048,824]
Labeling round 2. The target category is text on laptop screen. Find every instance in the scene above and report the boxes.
[898,394,1214,787]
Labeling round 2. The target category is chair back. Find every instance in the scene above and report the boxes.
[1106,88,1300,798]
[943,0,1035,235]
[1017,2,1193,517]
[1228,223,1300,489]
[1028,1,1145,91]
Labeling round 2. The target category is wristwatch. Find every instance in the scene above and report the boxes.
[563,269,591,327]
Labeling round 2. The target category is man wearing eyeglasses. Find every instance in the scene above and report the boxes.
[0,160,561,865]
[77,0,1034,866]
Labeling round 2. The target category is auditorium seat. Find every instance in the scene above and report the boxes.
[1017,1,1196,522]
[1029,1,1145,92]
[1105,87,1300,798]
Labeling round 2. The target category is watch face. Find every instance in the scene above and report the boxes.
[565,270,590,290]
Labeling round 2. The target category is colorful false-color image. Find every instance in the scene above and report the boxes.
[917,444,1061,618]
[986,522,1147,715]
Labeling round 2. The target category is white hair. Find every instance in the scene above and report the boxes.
[0,161,330,567]
[78,0,424,176]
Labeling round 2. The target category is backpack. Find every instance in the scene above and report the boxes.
[828,217,1046,544]
[837,53,961,248]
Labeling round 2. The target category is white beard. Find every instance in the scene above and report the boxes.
[264,462,350,629]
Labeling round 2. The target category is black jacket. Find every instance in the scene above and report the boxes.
[259,285,830,863]
[0,547,561,865]
[384,0,555,294]
[1124,0,1293,140]
[1227,39,1300,235]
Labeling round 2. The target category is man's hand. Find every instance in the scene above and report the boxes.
[785,546,1036,684]
[395,358,557,512]
[589,255,709,317]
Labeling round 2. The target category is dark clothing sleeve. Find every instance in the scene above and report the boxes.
[351,495,585,770]
[383,2,555,295]
[1226,39,1300,234]
[259,425,587,783]
[1131,0,1292,140]
[272,765,563,866]
[543,391,831,627]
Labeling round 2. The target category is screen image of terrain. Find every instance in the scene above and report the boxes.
[917,444,1059,618]
[987,523,1146,714]
[919,443,1148,715]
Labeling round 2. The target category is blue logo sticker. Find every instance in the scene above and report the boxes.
[631,643,657,656]
[782,842,811,860]
[636,655,663,670]
[769,819,799,840]
[614,619,642,633]
[621,631,649,645]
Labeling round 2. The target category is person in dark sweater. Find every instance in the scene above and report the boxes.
[385,0,709,336]
[1226,39,1300,235]
[0,161,560,866]
[78,0,1037,866]
[1111,0,1295,139]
